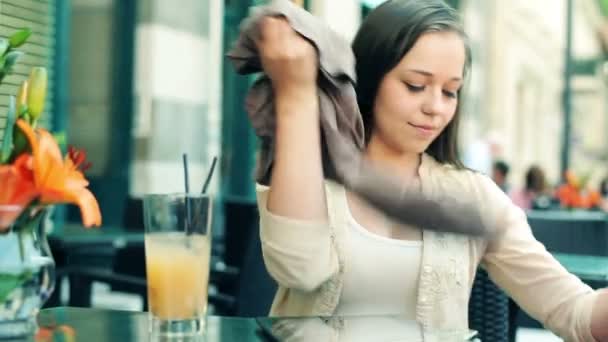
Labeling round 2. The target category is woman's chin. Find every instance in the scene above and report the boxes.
[401,140,432,155]
[394,146,427,157]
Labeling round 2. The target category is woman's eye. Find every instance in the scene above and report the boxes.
[405,82,425,92]
[443,90,458,98]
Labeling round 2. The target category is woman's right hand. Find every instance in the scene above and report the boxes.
[256,17,318,98]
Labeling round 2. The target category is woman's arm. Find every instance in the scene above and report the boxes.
[591,289,608,341]
[257,17,327,222]
[478,175,599,341]
[254,18,337,292]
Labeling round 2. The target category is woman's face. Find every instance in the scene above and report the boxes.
[370,31,465,155]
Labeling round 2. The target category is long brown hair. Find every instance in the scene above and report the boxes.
[352,0,471,168]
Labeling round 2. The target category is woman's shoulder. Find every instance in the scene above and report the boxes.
[255,180,347,230]
[422,154,496,191]
[422,155,512,213]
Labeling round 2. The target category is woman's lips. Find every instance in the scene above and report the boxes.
[408,123,436,137]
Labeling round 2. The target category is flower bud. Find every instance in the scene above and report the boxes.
[27,67,47,120]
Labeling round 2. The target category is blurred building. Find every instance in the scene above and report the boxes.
[570,0,608,185]
[68,0,224,225]
[309,0,361,41]
[130,0,223,196]
[459,0,608,188]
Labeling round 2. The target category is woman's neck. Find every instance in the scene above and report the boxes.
[364,134,421,183]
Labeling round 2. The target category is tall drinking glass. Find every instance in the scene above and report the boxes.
[143,193,212,337]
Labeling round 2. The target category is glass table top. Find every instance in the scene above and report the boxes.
[28,307,478,342]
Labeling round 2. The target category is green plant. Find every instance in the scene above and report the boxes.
[0,28,31,84]
[0,28,32,163]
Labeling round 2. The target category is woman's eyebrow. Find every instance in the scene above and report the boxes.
[406,69,462,82]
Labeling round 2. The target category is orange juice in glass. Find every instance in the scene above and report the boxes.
[143,193,212,337]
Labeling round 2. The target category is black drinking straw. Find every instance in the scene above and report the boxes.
[201,156,218,194]
[190,156,218,234]
[182,153,191,234]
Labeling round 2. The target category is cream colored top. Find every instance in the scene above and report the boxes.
[256,154,598,342]
[335,200,421,318]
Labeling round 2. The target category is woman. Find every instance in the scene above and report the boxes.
[254,0,608,340]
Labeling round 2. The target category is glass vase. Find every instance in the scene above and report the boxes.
[0,207,55,339]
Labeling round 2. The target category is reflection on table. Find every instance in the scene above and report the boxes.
[34,307,478,342]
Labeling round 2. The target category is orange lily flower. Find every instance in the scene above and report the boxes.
[0,154,38,231]
[16,119,101,227]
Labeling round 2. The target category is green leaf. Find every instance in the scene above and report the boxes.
[0,271,33,304]
[8,28,32,48]
[0,39,8,56]
[18,104,29,119]
[3,51,23,73]
[1,96,16,163]
[22,112,31,123]
[12,126,28,156]
[0,274,22,303]
[53,132,67,149]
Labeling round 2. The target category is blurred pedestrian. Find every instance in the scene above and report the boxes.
[510,165,547,210]
[601,176,608,212]
[492,160,510,193]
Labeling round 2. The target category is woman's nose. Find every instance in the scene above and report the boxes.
[421,88,444,116]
